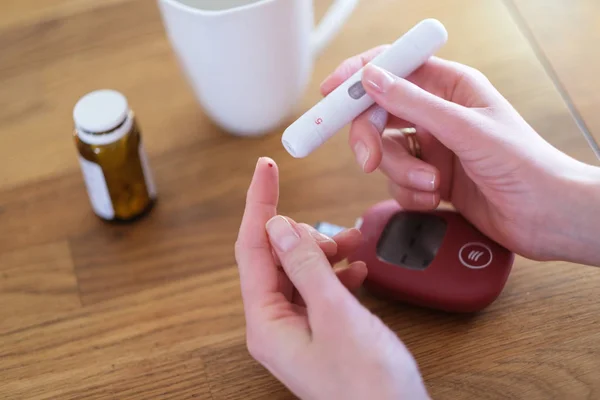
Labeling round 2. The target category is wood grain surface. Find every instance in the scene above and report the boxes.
[1,0,599,399]
[511,0,600,148]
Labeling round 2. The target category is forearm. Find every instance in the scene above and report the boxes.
[541,161,600,266]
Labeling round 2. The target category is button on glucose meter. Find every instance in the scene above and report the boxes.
[459,243,493,269]
[315,200,515,313]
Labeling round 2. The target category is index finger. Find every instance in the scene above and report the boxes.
[320,44,390,96]
[235,157,280,309]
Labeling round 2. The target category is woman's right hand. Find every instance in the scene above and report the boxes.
[321,49,600,266]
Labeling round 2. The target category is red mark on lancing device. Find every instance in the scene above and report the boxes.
[315,118,323,125]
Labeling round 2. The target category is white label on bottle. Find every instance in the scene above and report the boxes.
[78,156,115,219]
[139,144,157,198]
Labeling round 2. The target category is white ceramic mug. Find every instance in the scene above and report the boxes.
[157,0,359,136]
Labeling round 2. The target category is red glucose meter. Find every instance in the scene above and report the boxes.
[316,200,515,313]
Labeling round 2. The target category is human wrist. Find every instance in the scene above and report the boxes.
[539,159,600,266]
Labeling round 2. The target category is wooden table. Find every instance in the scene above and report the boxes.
[510,0,600,151]
[1,0,599,398]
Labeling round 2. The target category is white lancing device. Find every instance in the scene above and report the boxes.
[282,18,448,158]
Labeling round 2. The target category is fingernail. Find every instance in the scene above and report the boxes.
[305,225,335,243]
[266,216,300,252]
[319,77,329,91]
[365,65,396,93]
[369,105,388,133]
[408,170,436,191]
[413,192,437,207]
[353,141,370,171]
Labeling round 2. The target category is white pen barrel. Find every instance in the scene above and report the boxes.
[282,19,447,158]
[377,18,447,76]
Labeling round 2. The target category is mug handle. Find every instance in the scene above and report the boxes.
[311,0,360,56]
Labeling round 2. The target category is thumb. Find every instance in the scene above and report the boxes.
[362,64,481,153]
[265,216,346,309]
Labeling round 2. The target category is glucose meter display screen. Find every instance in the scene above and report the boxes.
[376,212,447,270]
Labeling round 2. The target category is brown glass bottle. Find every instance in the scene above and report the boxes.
[73,90,156,222]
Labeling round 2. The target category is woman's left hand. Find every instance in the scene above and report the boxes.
[234,157,430,400]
